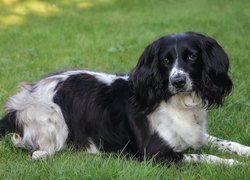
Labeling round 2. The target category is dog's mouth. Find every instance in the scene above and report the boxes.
[175,88,187,93]
[168,86,194,95]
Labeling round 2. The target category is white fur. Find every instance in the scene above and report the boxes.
[32,150,49,160]
[148,92,207,151]
[60,70,128,85]
[183,154,240,165]
[10,101,68,155]
[82,70,128,85]
[86,139,99,154]
[208,135,250,156]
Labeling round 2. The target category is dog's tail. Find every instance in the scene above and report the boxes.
[0,111,17,137]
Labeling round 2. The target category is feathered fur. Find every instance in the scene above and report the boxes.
[1,32,248,165]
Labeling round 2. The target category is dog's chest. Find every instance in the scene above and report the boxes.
[148,94,207,152]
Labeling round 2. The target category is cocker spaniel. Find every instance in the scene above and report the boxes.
[1,32,249,165]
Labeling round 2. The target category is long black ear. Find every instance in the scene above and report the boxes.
[197,34,233,108]
[129,40,164,114]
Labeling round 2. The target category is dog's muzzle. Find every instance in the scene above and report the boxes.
[170,74,187,89]
[169,73,192,93]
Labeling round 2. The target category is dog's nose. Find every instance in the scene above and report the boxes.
[171,75,186,88]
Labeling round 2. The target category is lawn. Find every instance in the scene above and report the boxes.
[0,0,250,179]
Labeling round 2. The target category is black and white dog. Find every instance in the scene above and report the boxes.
[0,32,249,164]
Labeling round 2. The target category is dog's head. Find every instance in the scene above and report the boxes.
[130,32,233,113]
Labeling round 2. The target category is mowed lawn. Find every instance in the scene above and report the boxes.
[0,0,250,179]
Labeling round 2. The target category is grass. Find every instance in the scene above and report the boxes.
[0,0,250,179]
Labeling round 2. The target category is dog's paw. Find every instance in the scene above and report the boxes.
[222,158,242,166]
[237,145,250,156]
[183,154,243,166]
[223,142,250,156]
[31,150,49,160]
[210,137,250,156]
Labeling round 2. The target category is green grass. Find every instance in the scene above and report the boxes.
[0,0,250,179]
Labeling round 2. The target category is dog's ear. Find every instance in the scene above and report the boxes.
[129,40,164,114]
[197,34,233,107]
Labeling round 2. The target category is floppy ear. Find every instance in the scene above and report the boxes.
[198,34,233,107]
[129,40,164,114]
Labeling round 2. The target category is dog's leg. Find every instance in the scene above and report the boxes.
[145,133,184,163]
[183,154,240,165]
[10,101,69,160]
[207,135,250,156]
[11,133,51,160]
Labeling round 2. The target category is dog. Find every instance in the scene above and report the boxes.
[0,32,249,165]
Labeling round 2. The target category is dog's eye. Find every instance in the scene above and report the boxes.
[163,58,171,64]
[188,54,197,62]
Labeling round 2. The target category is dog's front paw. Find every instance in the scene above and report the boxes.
[237,145,250,156]
[210,137,250,156]
[224,158,242,166]
[223,142,250,156]
[183,154,243,165]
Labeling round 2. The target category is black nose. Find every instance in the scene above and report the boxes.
[171,75,186,88]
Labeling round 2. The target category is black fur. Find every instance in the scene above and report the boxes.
[197,33,233,107]
[53,73,183,162]
[0,111,18,136]
[129,39,165,114]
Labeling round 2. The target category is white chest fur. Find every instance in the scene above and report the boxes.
[148,93,207,152]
